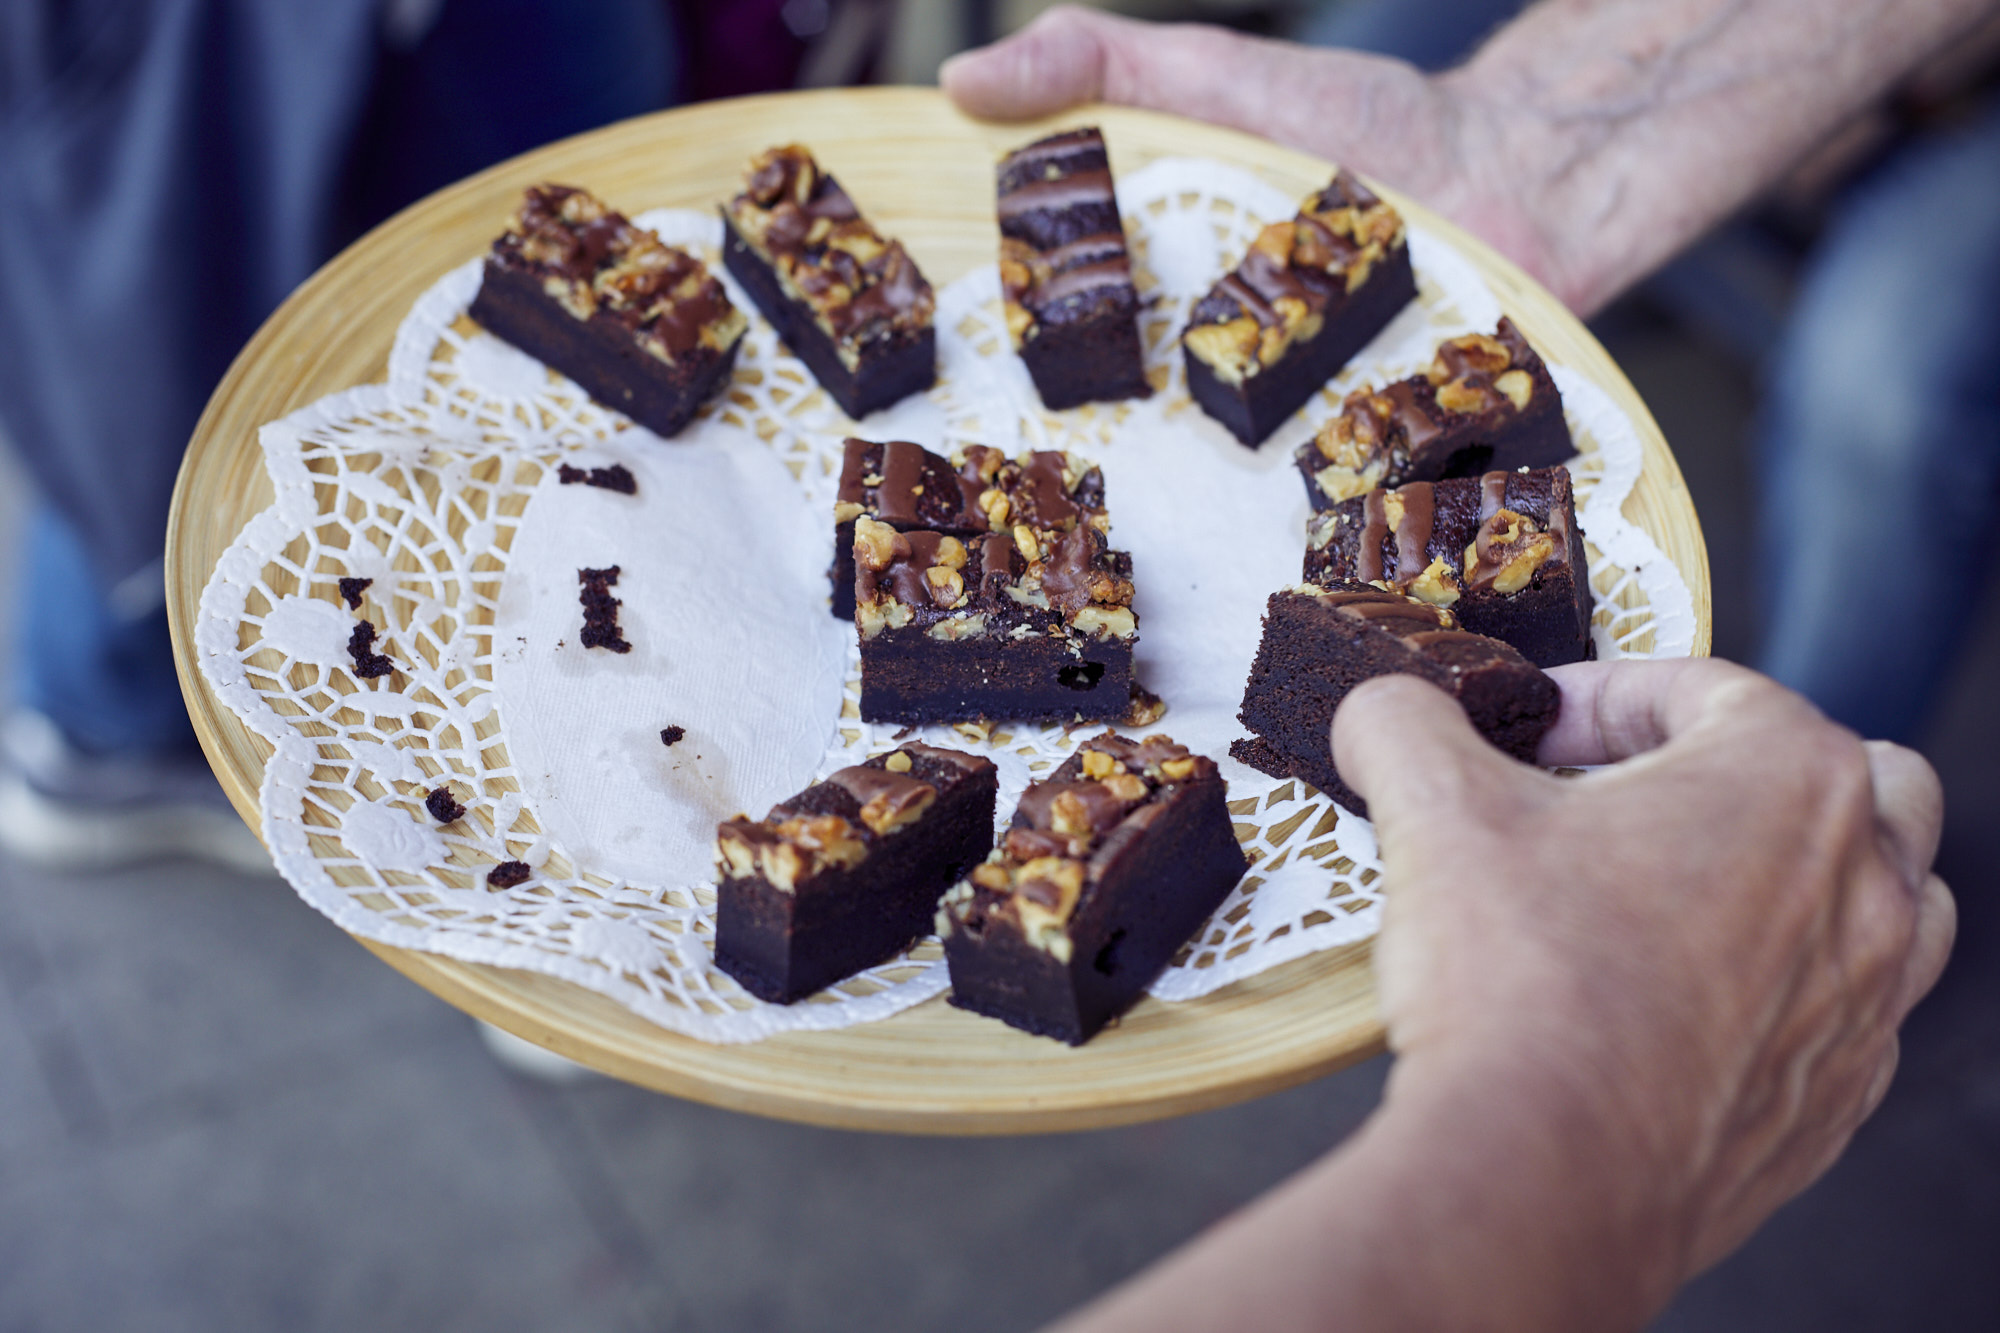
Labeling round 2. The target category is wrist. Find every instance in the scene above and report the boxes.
[1370,1034,1696,1329]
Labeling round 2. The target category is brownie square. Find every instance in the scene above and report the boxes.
[715,742,998,1004]
[1294,318,1573,508]
[468,184,748,439]
[940,733,1247,1044]
[997,127,1151,410]
[1181,171,1418,448]
[829,438,1109,620]
[853,517,1135,725]
[1231,584,1560,816]
[1302,466,1595,667]
[721,145,936,420]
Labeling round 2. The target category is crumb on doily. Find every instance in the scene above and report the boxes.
[578,566,632,653]
[346,621,394,678]
[425,786,466,823]
[487,860,531,888]
[338,576,372,610]
[558,462,638,495]
[660,725,686,746]
[1124,681,1167,727]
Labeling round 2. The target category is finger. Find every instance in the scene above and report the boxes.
[1331,674,1528,825]
[941,6,1320,135]
[1863,741,1944,888]
[1535,658,1803,767]
[1860,1038,1901,1122]
[1893,872,1956,1020]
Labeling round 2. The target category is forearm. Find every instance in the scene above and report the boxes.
[1051,1048,1683,1333]
[1452,0,1998,310]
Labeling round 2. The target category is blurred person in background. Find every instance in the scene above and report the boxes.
[0,0,849,871]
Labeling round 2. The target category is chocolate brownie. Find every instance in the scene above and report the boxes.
[997,128,1150,409]
[1303,467,1595,666]
[853,516,1136,725]
[346,621,394,679]
[557,462,638,494]
[829,437,1108,620]
[1231,584,1560,816]
[722,145,935,419]
[1294,319,1572,508]
[577,566,631,653]
[1181,171,1418,447]
[939,733,1247,1045]
[468,185,747,438]
[715,743,998,1004]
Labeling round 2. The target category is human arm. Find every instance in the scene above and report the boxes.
[1047,659,1954,1332]
[941,0,2000,312]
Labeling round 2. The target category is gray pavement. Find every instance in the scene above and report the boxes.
[0,306,1995,1330]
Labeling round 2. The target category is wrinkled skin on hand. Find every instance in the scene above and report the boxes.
[1337,658,1955,1290]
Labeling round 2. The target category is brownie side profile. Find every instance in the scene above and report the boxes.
[1303,467,1595,666]
[996,127,1151,410]
[940,733,1247,1045]
[715,743,998,1004]
[467,185,748,439]
[1232,584,1560,816]
[853,516,1135,725]
[1180,170,1418,448]
[1293,319,1573,509]
[721,145,935,419]
[830,440,1111,621]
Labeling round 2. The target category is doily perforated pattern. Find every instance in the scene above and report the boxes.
[196,159,1694,1042]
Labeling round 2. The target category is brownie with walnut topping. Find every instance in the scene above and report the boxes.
[1181,171,1418,448]
[1232,584,1560,816]
[938,733,1246,1045]
[852,510,1137,725]
[715,743,998,1004]
[1293,319,1572,509]
[1303,467,1594,667]
[997,127,1150,410]
[828,437,1108,620]
[722,145,936,419]
[468,184,748,439]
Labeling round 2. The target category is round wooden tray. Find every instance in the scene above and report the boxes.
[166,88,1711,1135]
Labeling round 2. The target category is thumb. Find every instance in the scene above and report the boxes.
[1331,675,1537,835]
[941,5,1120,120]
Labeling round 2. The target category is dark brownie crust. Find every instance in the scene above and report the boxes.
[1181,171,1418,448]
[829,438,1108,620]
[715,743,998,1004]
[1294,319,1572,508]
[468,185,747,439]
[940,734,1247,1044]
[1232,584,1560,816]
[854,522,1136,724]
[997,128,1151,410]
[721,145,936,420]
[1303,467,1595,667]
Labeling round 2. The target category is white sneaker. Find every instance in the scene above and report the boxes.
[475,1019,600,1083]
[0,710,274,876]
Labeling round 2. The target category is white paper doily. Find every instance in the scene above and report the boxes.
[195,158,1694,1043]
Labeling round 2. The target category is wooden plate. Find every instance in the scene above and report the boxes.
[166,88,1712,1135]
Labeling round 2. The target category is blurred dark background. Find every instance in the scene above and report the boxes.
[1,1,1996,1329]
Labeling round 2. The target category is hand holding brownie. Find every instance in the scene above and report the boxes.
[942,0,1997,315]
[1051,659,1954,1332]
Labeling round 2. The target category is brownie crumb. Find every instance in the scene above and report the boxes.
[346,621,395,678]
[487,860,532,888]
[660,726,686,746]
[578,566,632,653]
[558,462,638,495]
[1124,682,1168,728]
[425,786,466,823]
[337,576,372,610]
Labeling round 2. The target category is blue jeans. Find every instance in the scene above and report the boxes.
[0,0,676,756]
[1755,104,2000,743]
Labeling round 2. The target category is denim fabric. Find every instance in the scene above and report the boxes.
[0,0,677,754]
[1755,103,2000,743]
[1296,0,1529,71]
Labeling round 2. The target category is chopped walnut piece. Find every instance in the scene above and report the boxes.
[1464,509,1561,594]
[853,516,908,572]
[883,750,913,773]
[1494,368,1534,411]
